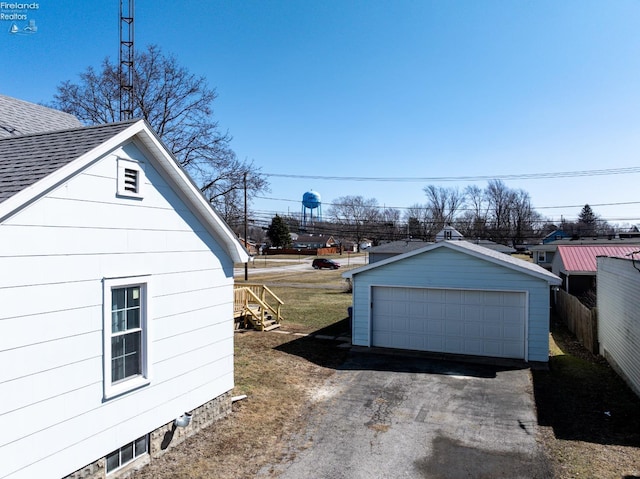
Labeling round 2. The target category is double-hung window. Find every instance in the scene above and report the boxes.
[103,277,151,399]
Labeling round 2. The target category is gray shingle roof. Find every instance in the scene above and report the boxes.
[0,95,82,138]
[368,240,431,254]
[0,121,137,203]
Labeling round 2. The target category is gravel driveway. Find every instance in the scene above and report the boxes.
[262,351,551,479]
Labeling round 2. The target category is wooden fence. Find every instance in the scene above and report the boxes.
[263,247,339,256]
[554,288,599,354]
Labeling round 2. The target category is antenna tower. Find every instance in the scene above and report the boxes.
[119,0,135,121]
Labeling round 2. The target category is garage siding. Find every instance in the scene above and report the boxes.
[351,248,552,362]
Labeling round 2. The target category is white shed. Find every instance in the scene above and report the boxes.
[0,119,248,478]
[343,241,561,363]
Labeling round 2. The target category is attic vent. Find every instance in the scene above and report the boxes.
[117,157,145,199]
[124,168,139,193]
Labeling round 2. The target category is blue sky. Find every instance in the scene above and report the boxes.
[3,1,640,228]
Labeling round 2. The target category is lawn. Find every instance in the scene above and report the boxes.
[132,268,640,479]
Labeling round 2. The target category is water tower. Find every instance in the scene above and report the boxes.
[301,190,322,229]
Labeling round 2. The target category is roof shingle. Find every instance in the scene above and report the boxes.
[0,95,82,138]
[0,121,137,203]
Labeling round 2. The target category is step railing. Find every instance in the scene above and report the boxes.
[234,284,284,330]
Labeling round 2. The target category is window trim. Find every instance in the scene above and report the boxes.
[116,157,145,199]
[538,251,547,263]
[106,434,149,475]
[103,276,151,400]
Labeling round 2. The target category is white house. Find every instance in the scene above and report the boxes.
[597,256,640,398]
[0,118,248,478]
[343,241,561,363]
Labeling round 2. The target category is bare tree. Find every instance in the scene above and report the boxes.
[404,203,433,239]
[484,179,514,242]
[328,196,381,250]
[509,189,541,246]
[423,185,465,230]
[52,44,268,222]
[378,207,402,241]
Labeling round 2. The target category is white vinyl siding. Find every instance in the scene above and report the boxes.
[0,142,235,479]
[597,257,640,398]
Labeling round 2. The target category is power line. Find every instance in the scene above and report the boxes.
[263,166,640,182]
[255,195,640,213]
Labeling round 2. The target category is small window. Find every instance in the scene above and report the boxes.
[117,157,144,198]
[538,251,547,263]
[106,435,148,474]
[103,276,151,399]
[444,230,452,240]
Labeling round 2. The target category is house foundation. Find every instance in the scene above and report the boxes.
[64,392,232,479]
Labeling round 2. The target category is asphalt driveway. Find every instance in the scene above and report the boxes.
[262,351,551,479]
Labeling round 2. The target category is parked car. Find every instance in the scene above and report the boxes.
[312,258,341,269]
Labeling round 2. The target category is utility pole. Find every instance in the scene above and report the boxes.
[244,171,249,281]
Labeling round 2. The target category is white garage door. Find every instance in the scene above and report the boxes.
[371,287,526,359]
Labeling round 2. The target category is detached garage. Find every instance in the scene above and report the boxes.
[344,241,561,363]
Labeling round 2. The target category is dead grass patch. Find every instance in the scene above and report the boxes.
[533,319,640,479]
[131,278,351,479]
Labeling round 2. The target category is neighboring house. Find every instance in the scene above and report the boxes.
[0,119,248,479]
[467,239,516,255]
[292,234,336,249]
[530,237,640,271]
[597,256,640,398]
[551,245,639,298]
[435,225,464,241]
[618,225,640,239]
[0,94,82,137]
[343,241,561,363]
[239,237,258,255]
[542,229,570,244]
[367,239,431,264]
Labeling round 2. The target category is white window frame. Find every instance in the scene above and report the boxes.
[116,157,145,199]
[103,276,151,399]
[538,251,547,263]
[106,434,149,474]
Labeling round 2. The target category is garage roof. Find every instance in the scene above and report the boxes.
[344,240,561,285]
[556,245,640,273]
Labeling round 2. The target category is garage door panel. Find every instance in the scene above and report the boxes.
[427,320,444,334]
[428,303,445,319]
[464,339,483,355]
[445,305,462,320]
[372,287,526,359]
[465,322,482,337]
[463,305,482,321]
[445,320,463,335]
[408,318,425,333]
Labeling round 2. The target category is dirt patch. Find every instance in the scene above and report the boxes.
[130,331,348,479]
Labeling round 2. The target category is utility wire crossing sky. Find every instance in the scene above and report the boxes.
[2,1,639,225]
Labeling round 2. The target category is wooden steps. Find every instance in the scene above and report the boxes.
[234,284,284,331]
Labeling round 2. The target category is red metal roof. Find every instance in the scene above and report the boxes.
[556,245,640,272]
